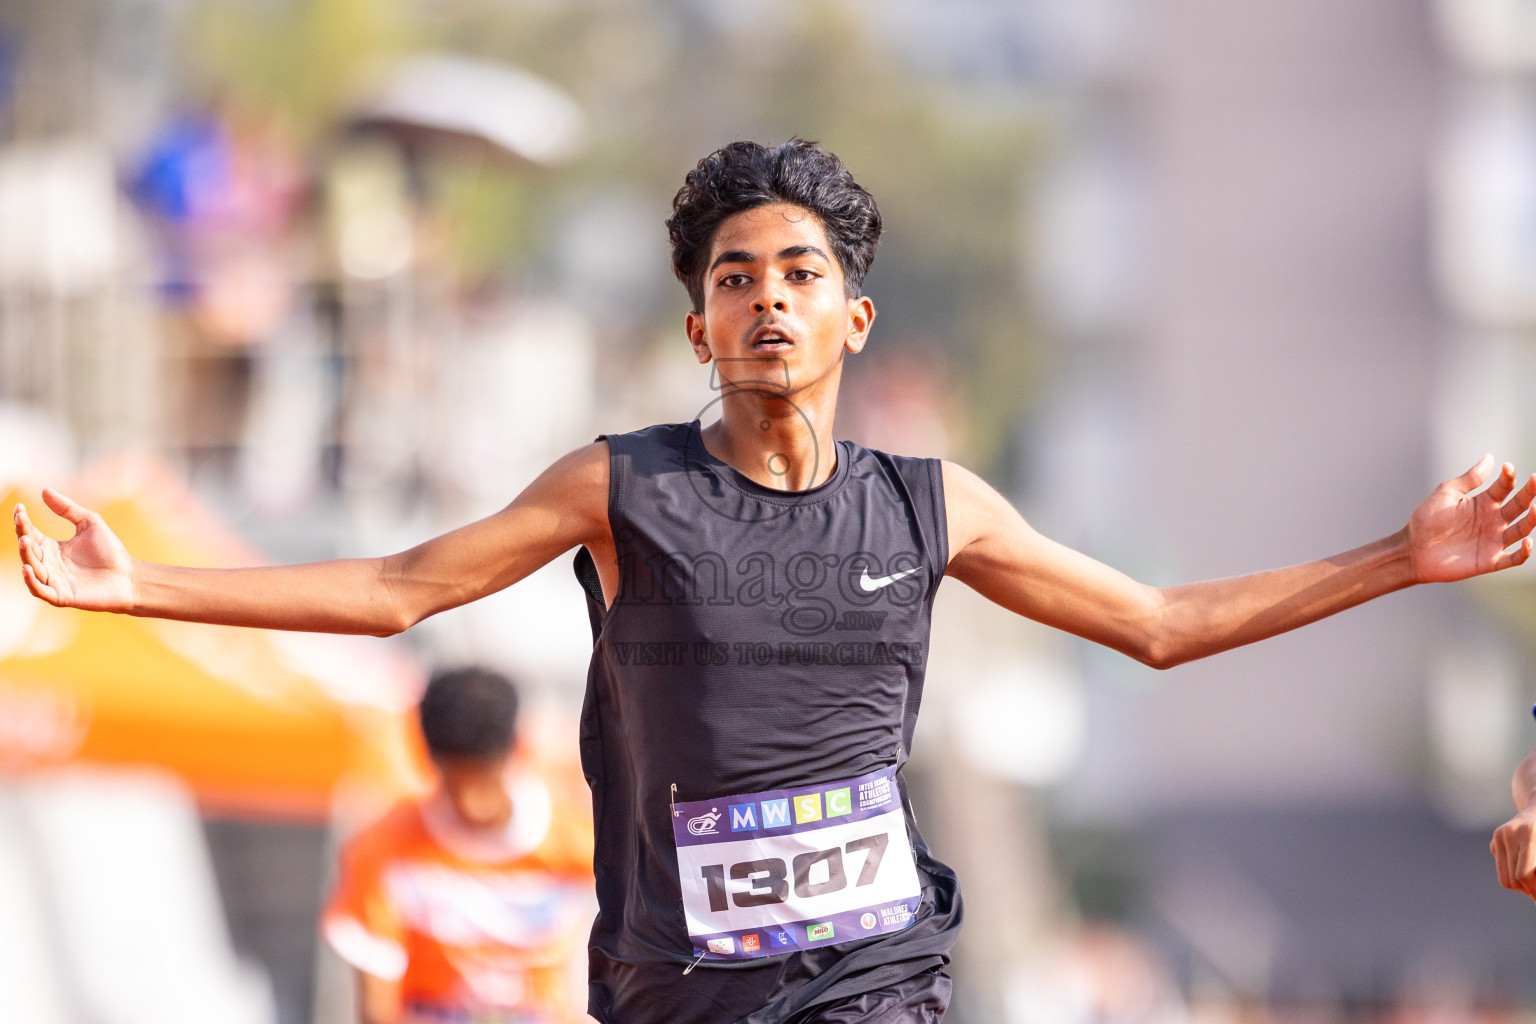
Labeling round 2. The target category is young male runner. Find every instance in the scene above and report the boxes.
[322,666,594,1024]
[15,139,1536,1024]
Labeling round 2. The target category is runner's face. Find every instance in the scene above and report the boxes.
[435,752,514,831]
[685,203,874,392]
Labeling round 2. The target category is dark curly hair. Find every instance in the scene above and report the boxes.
[666,139,883,313]
[418,666,519,761]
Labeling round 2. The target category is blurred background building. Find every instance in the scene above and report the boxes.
[2,0,1536,1022]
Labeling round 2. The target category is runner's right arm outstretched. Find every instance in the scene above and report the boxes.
[943,455,1536,669]
[12,443,611,636]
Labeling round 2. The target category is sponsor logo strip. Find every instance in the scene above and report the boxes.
[687,899,920,961]
[671,765,903,848]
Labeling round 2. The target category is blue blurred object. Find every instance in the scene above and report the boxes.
[128,114,230,224]
[128,114,233,303]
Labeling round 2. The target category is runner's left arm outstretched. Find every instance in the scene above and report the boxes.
[942,455,1535,669]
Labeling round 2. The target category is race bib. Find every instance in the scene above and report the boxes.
[671,765,921,961]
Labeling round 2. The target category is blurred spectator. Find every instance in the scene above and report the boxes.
[130,103,306,478]
[130,104,303,340]
[321,667,594,1024]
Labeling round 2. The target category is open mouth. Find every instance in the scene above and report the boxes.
[750,326,795,351]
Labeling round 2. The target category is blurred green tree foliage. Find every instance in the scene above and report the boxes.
[188,0,1047,472]
[191,0,409,134]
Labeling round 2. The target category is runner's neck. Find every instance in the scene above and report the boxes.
[701,393,838,491]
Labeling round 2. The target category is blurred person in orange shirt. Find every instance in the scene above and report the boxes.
[322,666,596,1024]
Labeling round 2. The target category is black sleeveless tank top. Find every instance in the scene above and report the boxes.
[574,422,962,1024]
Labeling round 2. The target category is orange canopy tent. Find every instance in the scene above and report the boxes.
[0,459,429,820]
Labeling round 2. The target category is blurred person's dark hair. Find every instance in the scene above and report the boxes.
[418,666,519,762]
[667,139,883,312]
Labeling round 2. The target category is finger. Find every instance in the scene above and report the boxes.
[1515,823,1536,865]
[21,535,52,588]
[40,487,95,532]
[1498,830,1521,891]
[1499,829,1525,893]
[1502,512,1536,548]
[1512,828,1535,890]
[1451,454,1496,495]
[20,563,58,606]
[1493,537,1533,572]
[13,502,44,543]
[1519,856,1536,900]
[1485,461,1519,505]
[1521,835,1536,898]
[17,533,44,574]
[1501,474,1536,523]
[1493,831,1512,889]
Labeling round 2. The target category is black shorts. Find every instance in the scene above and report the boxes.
[791,968,951,1024]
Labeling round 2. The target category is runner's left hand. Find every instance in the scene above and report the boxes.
[1407,455,1535,583]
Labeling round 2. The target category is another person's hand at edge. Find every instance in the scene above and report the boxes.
[1493,747,1536,903]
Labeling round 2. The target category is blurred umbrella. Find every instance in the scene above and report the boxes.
[0,459,428,820]
[349,54,586,167]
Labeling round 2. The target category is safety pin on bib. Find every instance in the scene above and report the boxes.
[674,784,703,974]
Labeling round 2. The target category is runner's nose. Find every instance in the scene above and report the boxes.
[751,281,788,314]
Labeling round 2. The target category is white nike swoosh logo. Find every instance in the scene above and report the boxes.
[858,567,921,592]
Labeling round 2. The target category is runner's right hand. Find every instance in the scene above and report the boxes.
[13,488,135,612]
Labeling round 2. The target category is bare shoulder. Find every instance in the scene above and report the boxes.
[553,438,610,483]
[940,459,997,505]
[941,458,1007,530]
[551,438,611,474]
[940,460,1035,574]
[517,439,610,514]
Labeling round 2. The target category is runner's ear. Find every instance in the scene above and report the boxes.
[686,310,713,363]
[844,297,875,355]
